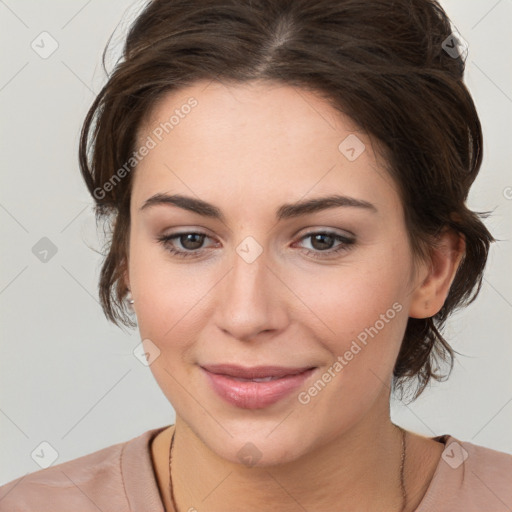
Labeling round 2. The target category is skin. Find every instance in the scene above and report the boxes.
[124,79,464,511]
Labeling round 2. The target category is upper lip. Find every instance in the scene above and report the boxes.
[201,364,315,379]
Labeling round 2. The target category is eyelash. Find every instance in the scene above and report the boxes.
[156,231,355,260]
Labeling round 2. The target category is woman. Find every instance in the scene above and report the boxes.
[1,0,510,511]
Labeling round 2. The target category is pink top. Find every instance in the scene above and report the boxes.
[1,425,511,511]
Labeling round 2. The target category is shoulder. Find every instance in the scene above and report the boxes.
[419,434,512,512]
[458,437,512,498]
[0,427,166,512]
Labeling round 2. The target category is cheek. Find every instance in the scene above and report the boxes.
[130,246,211,408]
[129,236,219,370]
[129,228,189,298]
[284,247,411,392]
[287,249,411,341]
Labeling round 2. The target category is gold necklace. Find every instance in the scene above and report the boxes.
[168,425,407,512]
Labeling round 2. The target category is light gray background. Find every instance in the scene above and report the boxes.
[1,0,511,486]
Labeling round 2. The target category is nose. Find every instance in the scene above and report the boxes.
[214,243,288,342]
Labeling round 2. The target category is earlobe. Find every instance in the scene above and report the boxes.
[409,230,465,319]
[122,268,136,310]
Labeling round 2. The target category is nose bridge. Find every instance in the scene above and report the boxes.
[215,235,284,339]
[229,235,270,310]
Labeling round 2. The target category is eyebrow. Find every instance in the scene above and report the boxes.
[139,193,377,221]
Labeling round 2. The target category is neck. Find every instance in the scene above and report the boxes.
[168,405,408,511]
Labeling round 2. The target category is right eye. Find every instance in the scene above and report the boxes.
[156,232,216,258]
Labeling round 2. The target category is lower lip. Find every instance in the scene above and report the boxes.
[202,367,316,409]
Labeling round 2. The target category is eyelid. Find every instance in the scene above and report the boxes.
[295,226,356,239]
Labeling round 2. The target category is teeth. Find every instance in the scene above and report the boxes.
[232,376,278,382]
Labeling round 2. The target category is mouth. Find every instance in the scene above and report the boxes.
[201,364,317,409]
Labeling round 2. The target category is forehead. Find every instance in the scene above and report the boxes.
[138,79,360,155]
[131,79,399,215]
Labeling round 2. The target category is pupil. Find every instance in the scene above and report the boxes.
[312,234,333,250]
[182,233,203,250]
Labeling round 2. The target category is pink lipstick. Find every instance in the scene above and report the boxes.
[201,364,316,409]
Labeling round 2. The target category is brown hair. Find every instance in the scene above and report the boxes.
[79,0,494,402]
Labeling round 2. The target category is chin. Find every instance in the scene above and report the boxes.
[218,434,306,468]
[194,415,316,468]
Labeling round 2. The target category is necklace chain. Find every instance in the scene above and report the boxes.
[168,425,407,512]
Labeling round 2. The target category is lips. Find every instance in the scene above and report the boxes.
[201,364,316,409]
[202,364,314,379]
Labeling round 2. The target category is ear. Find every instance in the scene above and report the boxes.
[409,229,465,319]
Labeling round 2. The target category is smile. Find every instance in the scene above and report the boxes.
[201,364,317,409]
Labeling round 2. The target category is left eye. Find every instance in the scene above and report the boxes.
[296,231,355,256]
[156,230,355,259]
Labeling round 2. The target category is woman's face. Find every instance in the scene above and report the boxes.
[126,79,425,465]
